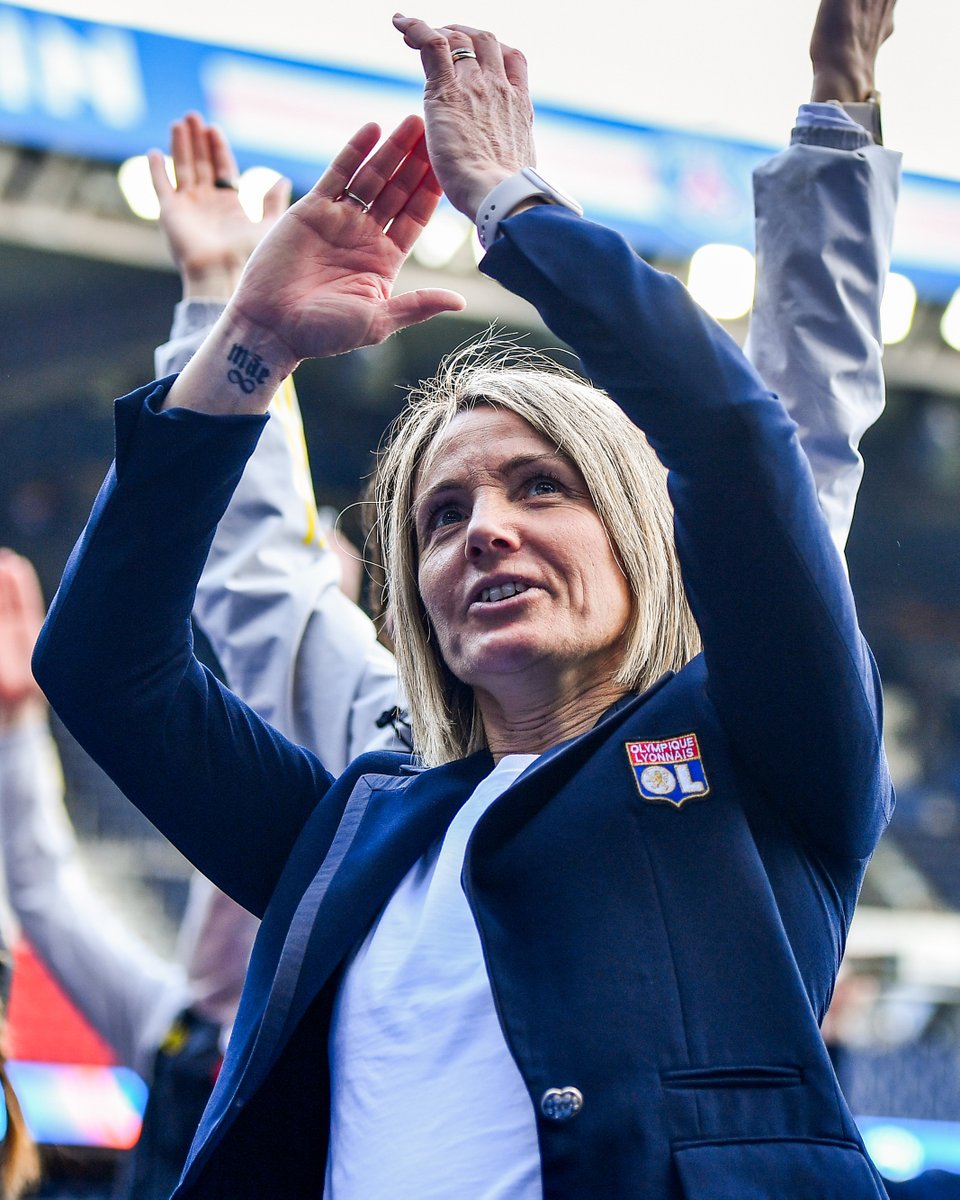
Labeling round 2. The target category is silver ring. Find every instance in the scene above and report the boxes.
[342,189,372,213]
[450,47,478,63]
[214,177,240,191]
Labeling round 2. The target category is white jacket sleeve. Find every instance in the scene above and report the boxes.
[0,720,189,1074]
[744,104,901,554]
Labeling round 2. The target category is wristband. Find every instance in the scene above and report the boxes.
[476,167,583,251]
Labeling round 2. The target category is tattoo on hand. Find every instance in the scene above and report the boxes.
[227,343,272,394]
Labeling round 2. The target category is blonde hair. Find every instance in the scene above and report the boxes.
[373,340,701,766]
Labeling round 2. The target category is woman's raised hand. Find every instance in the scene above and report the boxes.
[162,116,465,414]
[225,116,465,368]
[393,15,536,220]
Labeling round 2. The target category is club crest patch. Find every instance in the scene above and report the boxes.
[624,733,710,807]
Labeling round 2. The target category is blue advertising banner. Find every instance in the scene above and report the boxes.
[1,2,959,299]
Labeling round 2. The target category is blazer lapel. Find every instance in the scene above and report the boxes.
[239,677,677,1093]
[235,750,494,1100]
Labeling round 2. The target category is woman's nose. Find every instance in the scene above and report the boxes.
[464,495,521,559]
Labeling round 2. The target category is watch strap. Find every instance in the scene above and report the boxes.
[476,167,583,251]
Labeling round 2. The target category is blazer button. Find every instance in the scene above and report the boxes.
[540,1086,583,1122]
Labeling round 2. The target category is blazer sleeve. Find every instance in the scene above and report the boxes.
[33,383,338,918]
[481,207,892,861]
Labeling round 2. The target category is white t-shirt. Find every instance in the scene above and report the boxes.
[324,754,542,1199]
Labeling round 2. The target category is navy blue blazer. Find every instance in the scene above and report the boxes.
[35,207,893,1198]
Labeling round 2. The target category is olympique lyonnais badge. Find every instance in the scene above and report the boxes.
[624,733,710,808]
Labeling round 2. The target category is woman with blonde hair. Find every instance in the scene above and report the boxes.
[376,341,699,767]
[35,13,893,1199]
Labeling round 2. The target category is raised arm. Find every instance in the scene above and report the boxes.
[34,119,462,914]
[745,0,900,553]
[0,551,188,1073]
[393,14,890,858]
[162,117,464,417]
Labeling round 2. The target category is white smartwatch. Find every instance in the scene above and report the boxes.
[475,167,583,251]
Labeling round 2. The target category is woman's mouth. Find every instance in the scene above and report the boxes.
[478,581,530,604]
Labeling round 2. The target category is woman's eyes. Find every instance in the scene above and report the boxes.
[423,474,567,534]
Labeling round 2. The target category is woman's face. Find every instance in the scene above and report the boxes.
[413,406,632,704]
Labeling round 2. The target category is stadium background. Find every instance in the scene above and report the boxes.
[2,2,960,1194]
